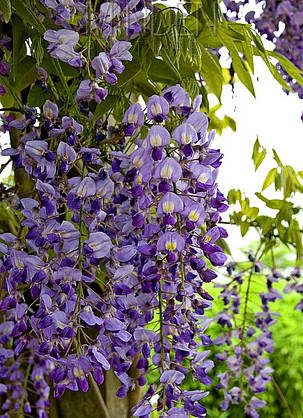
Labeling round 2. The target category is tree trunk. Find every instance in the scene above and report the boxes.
[49,370,143,418]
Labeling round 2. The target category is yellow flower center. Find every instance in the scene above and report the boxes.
[181,133,192,144]
[189,210,199,222]
[163,201,174,213]
[135,173,142,184]
[160,164,172,179]
[73,368,85,378]
[165,240,176,251]
[150,135,162,147]
[151,103,162,115]
[204,234,211,243]
[128,113,138,124]
[97,187,106,198]
[198,173,208,183]
[133,156,143,169]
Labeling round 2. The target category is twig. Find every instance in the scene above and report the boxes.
[272,378,294,418]
[0,159,11,175]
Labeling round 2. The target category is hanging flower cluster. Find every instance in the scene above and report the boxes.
[0,78,229,417]
[208,252,289,418]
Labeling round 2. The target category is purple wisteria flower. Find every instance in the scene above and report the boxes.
[43,100,58,120]
[173,123,198,145]
[147,95,169,122]
[147,125,170,147]
[44,29,81,67]
[0,84,6,95]
[0,82,228,417]
[157,192,183,217]
[83,232,112,259]
[154,157,182,182]
[162,84,188,106]
[122,102,144,135]
[157,231,185,252]
[57,141,76,173]
[92,53,111,78]
[160,370,185,385]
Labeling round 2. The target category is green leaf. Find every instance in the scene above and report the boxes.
[252,137,266,171]
[133,71,160,98]
[197,25,222,49]
[14,56,38,92]
[219,24,246,42]
[246,206,259,219]
[227,189,242,204]
[117,62,142,87]
[148,59,180,84]
[27,85,51,107]
[11,15,27,85]
[199,46,223,99]
[217,238,232,256]
[92,95,119,125]
[222,35,255,96]
[241,26,254,73]
[269,50,303,87]
[11,0,46,33]
[255,193,287,210]
[257,215,274,235]
[200,0,221,23]
[161,48,181,81]
[41,56,79,77]
[240,221,249,237]
[0,0,11,23]
[272,149,283,167]
[224,115,236,131]
[262,167,277,191]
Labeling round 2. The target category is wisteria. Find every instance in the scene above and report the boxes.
[204,249,303,418]
[0,71,230,416]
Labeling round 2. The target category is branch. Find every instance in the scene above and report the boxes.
[272,378,294,418]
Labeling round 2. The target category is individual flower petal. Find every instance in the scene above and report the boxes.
[147,125,170,147]
[173,123,198,145]
[83,232,112,259]
[113,245,137,262]
[133,402,153,417]
[71,177,96,198]
[157,232,185,252]
[123,103,144,126]
[91,52,111,77]
[162,85,187,106]
[147,95,169,122]
[110,41,132,61]
[43,100,58,120]
[44,29,79,45]
[157,192,183,216]
[160,370,185,385]
[57,141,77,163]
[186,112,208,134]
[154,158,182,182]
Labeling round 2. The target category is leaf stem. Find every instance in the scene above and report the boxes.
[158,281,167,411]
[19,363,31,418]
[272,378,294,418]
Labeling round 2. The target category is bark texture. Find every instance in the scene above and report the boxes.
[49,370,143,418]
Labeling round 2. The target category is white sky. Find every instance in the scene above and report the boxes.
[213,56,303,257]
